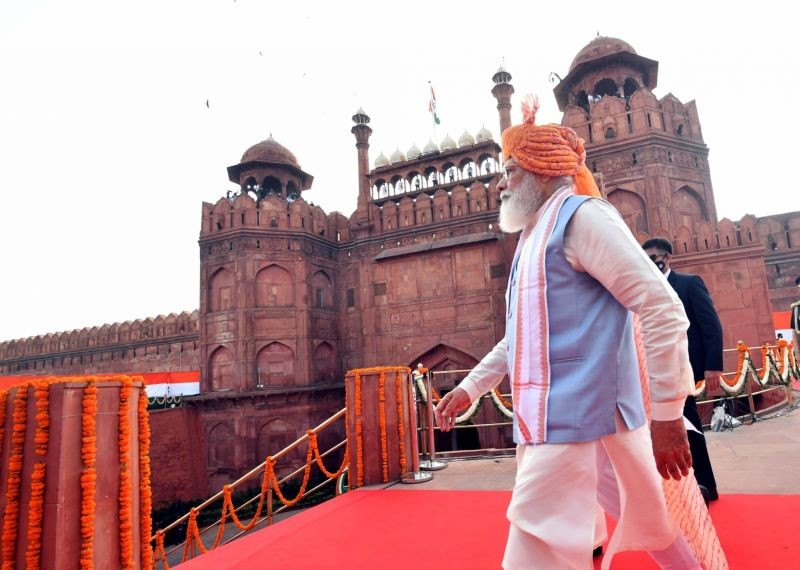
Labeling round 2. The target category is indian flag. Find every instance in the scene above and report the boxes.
[428,82,441,125]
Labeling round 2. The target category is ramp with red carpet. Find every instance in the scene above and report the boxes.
[177,489,799,569]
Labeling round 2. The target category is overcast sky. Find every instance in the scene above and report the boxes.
[1,0,798,342]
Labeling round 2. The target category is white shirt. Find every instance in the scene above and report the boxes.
[459,198,692,422]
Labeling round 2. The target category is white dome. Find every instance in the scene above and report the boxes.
[422,139,439,154]
[389,148,406,164]
[374,152,389,168]
[458,130,476,147]
[476,126,493,142]
[407,143,421,160]
[440,134,457,151]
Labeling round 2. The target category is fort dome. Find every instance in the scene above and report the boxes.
[240,136,300,167]
[569,36,637,72]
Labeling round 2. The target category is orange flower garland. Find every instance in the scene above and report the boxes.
[378,370,389,483]
[154,531,170,570]
[25,381,50,568]
[306,430,348,479]
[395,377,407,476]
[118,379,134,569]
[138,389,154,570]
[721,342,749,388]
[347,366,412,487]
[492,387,513,409]
[182,508,207,559]
[1,386,28,567]
[80,381,98,570]
[266,444,314,507]
[354,370,364,488]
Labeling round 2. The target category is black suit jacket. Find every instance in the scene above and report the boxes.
[667,271,724,381]
[791,300,800,334]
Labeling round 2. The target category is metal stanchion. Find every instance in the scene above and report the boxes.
[419,370,446,471]
[401,370,433,484]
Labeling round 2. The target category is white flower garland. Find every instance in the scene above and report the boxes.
[719,360,751,395]
[489,388,514,419]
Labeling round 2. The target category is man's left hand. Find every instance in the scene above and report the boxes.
[650,419,692,481]
[704,370,722,392]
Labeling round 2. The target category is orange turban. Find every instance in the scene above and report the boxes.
[501,95,601,198]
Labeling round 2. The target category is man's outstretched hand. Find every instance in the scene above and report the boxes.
[650,418,692,480]
[434,387,471,432]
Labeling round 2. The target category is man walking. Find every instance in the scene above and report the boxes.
[642,237,722,503]
[435,96,725,569]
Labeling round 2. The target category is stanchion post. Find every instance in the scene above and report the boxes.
[419,370,446,471]
[401,369,433,483]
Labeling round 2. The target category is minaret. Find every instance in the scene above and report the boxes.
[491,67,514,135]
[351,108,373,230]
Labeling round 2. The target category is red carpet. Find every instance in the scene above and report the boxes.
[178,490,799,569]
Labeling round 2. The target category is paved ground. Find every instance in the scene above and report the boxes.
[391,396,800,494]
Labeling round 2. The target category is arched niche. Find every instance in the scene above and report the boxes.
[255,264,294,307]
[674,186,708,231]
[208,267,234,313]
[607,189,649,235]
[312,270,334,309]
[208,422,236,468]
[256,342,295,386]
[208,345,235,391]
[313,341,336,383]
[257,419,300,476]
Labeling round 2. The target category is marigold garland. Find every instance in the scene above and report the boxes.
[266,444,314,507]
[138,389,154,570]
[25,381,50,568]
[118,379,134,570]
[182,508,207,559]
[1,386,28,568]
[378,371,389,483]
[306,430,348,479]
[80,382,98,570]
[719,342,749,390]
[154,531,170,570]
[354,371,364,489]
[346,366,412,487]
[222,484,263,533]
[395,376,407,476]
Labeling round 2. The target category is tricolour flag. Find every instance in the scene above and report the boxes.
[428,82,441,125]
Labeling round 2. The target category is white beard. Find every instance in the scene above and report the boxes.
[498,174,546,233]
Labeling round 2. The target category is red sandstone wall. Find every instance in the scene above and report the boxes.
[148,406,208,509]
[0,311,200,377]
[674,247,776,371]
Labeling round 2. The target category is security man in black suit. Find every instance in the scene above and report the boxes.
[643,238,721,503]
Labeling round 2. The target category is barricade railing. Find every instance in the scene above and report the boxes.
[412,368,515,462]
[411,339,799,458]
[152,408,348,568]
[693,340,799,424]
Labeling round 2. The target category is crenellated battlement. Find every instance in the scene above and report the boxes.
[200,194,351,243]
[0,310,199,359]
[563,87,705,149]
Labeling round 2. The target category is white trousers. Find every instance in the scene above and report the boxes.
[502,418,697,570]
